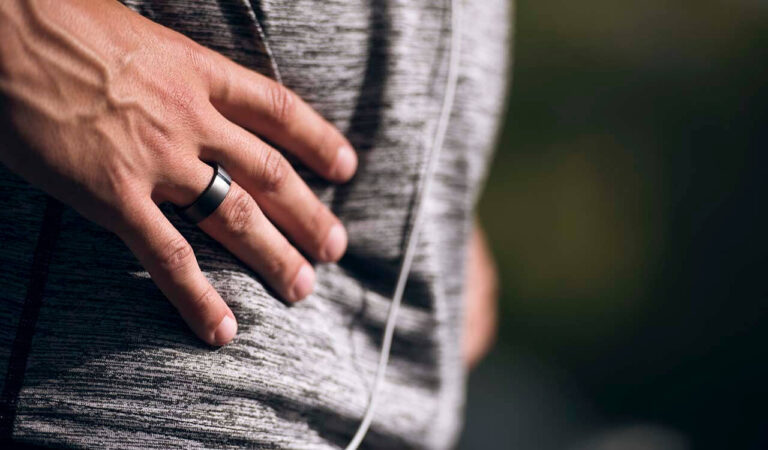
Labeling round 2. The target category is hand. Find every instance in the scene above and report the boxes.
[0,0,357,346]
[463,222,499,368]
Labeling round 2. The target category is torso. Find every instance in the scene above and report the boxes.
[0,1,511,447]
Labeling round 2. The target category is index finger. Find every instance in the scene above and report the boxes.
[201,48,358,183]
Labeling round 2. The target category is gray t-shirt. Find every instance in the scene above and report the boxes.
[0,0,511,448]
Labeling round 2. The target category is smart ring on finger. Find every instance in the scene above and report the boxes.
[174,162,232,224]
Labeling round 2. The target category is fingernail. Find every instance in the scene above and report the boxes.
[213,315,237,346]
[331,145,358,181]
[290,264,315,302]
[321,223,347,262]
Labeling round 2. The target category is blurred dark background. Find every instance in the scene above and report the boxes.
[460,0,768,449]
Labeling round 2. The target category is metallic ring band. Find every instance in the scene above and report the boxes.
[174,162,231,224]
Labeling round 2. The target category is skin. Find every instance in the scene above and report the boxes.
[463,224,499,369]
[0,0,499,359]
[0,0,357,346]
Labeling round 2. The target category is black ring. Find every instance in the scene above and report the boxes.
[174,162,231,224]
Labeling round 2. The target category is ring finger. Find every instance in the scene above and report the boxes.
[164,160,315,303]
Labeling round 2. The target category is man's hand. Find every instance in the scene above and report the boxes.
[0,0,358,346]
[463,223,499,368]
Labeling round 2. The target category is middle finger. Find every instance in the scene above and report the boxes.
[200,114,348,263]
[197,178,315,303]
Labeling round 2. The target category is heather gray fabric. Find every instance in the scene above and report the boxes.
[0,0,511,448]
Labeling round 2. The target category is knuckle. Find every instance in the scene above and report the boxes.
[109,188,143,226]
[183,41,214,81]
[97,166,149,231]
[163,82,206,127]
[315,125,338,167]
[222,189,257,237]
[262,249,291,281]
[258,149,289,193]
[145,131,185,166]
[308,203,334,250]
[155,237,196,274]
[189,285,218,314]
[106,165,143,206]
[266,83,296,125]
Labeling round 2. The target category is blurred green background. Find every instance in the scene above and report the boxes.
[460,0,767,449]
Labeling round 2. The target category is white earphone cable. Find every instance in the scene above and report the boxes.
[344,0,463,447]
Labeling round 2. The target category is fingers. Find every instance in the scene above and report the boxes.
[201,48,358,183]
[159,158,318,303]
[196,182,316,303]
[200,116,348,263]
[117,201,237,347]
